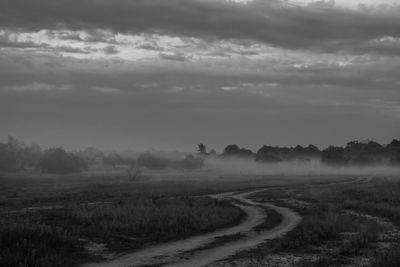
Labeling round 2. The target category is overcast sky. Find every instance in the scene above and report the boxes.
[1,0,400,152]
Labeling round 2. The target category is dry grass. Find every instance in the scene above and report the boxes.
[0,219,90,267]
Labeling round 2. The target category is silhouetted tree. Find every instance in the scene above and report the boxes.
[103,154,119,169]
[198,144,207,155]
[127,165,142,181]
[0,136,35,171]
[388,139,400,165]
[255,153,281,163]
[388,139,400,148]
[344,140,386,165]
[223,144,254,158]
[182,154,204,170]
[256,146,287,162]
[20,143,42,170]
[0,142,18,171]
[137,152,168,170]
[208,149,217,156]
[390,151,400,165]
[304,144,321,155]
[256,143,321,162]
[80,147,104,165]
[321,146,348,165]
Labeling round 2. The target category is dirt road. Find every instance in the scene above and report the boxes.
[84,188,301,267]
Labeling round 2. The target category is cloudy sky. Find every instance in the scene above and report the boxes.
[1,0,400,152]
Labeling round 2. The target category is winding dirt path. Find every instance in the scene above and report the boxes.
[84,188,301,267]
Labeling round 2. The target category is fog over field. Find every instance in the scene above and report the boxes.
[204,157,400,176]
[1,0,400,266]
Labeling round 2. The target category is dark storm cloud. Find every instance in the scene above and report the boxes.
[1,0,400,53]
[159,52,188,62]
[137,43,163,51]
[56,45,90,54]
[1,50,399,96]
[101,45,119,55]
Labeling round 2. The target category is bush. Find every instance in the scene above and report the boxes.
[321,146,348,165]
[0,143,19,171]
[37,148,88,174]
[137,152,168,170]
[182,154,204,170]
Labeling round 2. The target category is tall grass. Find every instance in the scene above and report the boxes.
[59,197,245,249]
[0,196,244,265]
[370,245,400,267]
[269,210,380,252]
[0,219,87,267]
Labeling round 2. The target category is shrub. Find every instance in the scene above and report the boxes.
[137,152,168,170]
[182,154,204,170]
[321,146,348,165]
[0,143,19,171]
[37,148,88,174]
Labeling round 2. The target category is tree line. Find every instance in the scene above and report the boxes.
[0,136,204,174]
[1,136,399,175]
[198,139,400,166]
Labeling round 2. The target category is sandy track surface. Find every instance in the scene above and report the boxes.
[167,192,301,267]
[83,188,301,267]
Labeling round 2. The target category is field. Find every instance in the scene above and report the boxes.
[1,169,400,267]
[0,169,325,266]
[221,176,400,266]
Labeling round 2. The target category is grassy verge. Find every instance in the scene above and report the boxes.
[227,177,400,266]
[0,219,92,267]
[253,206,282,232]
[370,244,400,267]
[0,196,244,266]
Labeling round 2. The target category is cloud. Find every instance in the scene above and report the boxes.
[56,31,84,41]
[1,82,73,92]
[159,52,189,61]
[102,45,119,55]
[0,46,399,151]
[137,42,163,51]
[0,0,399,54]
[221,86,239,91]
[0,32,41,48]
[57,45,90,54]
[91,86,120,94]
[138,83,160,89]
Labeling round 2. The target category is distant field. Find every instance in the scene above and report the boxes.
[0,168,345,210]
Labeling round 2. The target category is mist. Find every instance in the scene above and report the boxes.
[201,156,400,177]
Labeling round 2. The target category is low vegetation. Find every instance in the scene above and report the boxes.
[0,193,244,266]
[265,209,381,253]
[0,218,89,267]
[370,244,400,267]
[228,177,400,266]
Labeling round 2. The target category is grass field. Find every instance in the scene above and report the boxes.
[1,196,244,266]
[0,169,326,266]
[225,176,400,266]
[1,169,392,267]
